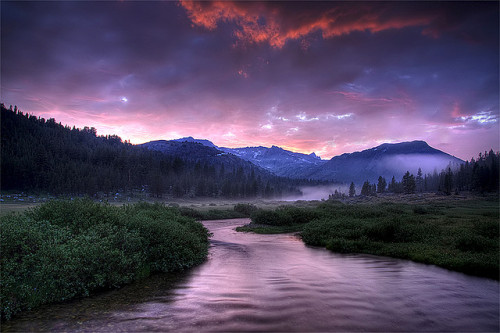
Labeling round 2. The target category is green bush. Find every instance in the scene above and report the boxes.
[455,233,490,253]
[413,206,428,214]
[178,206,205,219]
[302,218,365,246]
[27,199,121,233]
[365,219,404,242]
[251,209,293,226]
[234,203,258,216]
[277,206,321,224]
[1,199,210,320]
[251,206,320,226]
[473,219,499,239]
[325,237,372,253]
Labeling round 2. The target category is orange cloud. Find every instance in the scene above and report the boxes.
[179,1,434,48]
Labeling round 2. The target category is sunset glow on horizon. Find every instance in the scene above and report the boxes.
[1,1,498,160]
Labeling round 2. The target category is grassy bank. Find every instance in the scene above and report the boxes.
[238,197,499,280]
[0,199,210,320]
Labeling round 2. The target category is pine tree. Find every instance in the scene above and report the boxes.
[377,176,387,193]
[402,171,416,194]
[443,167,453,195]
[349,182,356,197]
[416,168,423,192]
[361,181,371,196]
[388,176,396,193]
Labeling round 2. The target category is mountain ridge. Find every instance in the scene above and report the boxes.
[302,140,464,184]
[143,137,464,184]
[153,137,326,178]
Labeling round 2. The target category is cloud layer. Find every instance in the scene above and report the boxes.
[1,1,498,160]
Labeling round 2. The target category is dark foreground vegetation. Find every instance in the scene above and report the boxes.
[0,200,210,320]
[238,197,499,280]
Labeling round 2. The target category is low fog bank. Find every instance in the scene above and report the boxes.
[380,154,462,179]
[283,184,349,201]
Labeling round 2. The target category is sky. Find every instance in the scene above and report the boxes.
[1,1,498,160]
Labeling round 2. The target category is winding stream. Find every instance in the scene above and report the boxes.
[3,218,499,332]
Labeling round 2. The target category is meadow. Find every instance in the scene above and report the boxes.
[238,195,499,280]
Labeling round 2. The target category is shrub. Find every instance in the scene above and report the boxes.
[473,219,499,239]
[455,233,490,253]
[301,218,365,246]
[27,199,121,233]
[277,206,321,224]
[178,207,205,219]
[365,219,403,243]
[251,209,292,226]
[325,238,370,253]
[234,203,258,216]
[1,200,210,320]
[413,206,428,214]
[251,206,320,226]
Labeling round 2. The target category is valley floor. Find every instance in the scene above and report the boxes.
[2,190,495,215]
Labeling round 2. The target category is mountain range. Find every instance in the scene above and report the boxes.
[137,139,274,177]
[141,137,463,184]
[220,145,325,178]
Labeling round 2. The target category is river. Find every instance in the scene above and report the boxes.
[3,218,499,332]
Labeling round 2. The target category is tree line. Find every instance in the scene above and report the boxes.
[1,104,302,199]
[341,150,499,197]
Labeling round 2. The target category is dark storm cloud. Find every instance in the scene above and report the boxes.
[1,1,498,159]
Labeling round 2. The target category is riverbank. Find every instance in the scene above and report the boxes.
[3,217,498,332]
[237,195,499,280]
[0,200,210,320]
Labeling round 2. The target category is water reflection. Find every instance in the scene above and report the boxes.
[2,272,192,332]
[3,218,499,332]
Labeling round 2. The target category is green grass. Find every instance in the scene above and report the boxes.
[240,197,499,280]
[236,224,304,234]
[0,203,40,216]
[0,199,210,320]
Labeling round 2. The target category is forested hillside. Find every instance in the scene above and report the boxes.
[345,151,499,197]
[0,104,301,198]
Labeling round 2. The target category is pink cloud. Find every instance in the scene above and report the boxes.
[180,1,435,48]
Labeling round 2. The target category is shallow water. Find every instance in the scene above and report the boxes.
[3,218,499,332]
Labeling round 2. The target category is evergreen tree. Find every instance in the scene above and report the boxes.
[377,176,387,193]
[388,176,396,193]
[416,168,423,192]
[349,182,356,197]
[443,167,453,195]
[361,181,371,196]
[402,171,416,194]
